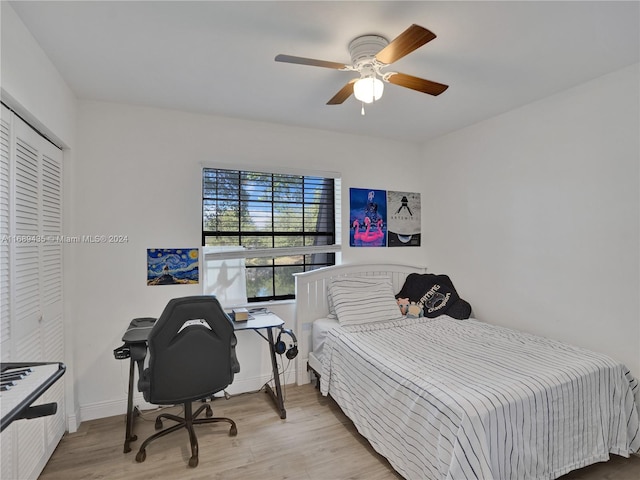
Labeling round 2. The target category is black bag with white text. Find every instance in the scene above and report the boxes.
[395,273,472,320]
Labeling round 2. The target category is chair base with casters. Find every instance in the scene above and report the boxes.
[135,400,237,468]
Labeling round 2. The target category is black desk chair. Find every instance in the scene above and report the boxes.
[135,296,240,467]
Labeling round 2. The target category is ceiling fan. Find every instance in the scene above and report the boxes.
[275,24,448,111]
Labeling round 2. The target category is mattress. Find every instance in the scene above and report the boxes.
[320,315,640,480]
[309,317,340,373]
[308,351,322,376]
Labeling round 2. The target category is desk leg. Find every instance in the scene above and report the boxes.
[265,328,286,419]
[123,357,138,453]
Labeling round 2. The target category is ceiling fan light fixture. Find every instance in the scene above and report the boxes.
[353,76,384,104]
[276,25,448,107]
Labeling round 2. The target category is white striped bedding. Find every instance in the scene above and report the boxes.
[320,316,640,480]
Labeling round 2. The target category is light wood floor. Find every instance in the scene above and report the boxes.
[40,383,640,479]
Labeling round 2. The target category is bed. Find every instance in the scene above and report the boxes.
[293,263,640,480]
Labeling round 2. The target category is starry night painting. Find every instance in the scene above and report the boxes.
[147,248,199,285]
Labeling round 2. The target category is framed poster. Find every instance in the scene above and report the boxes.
[349,188,387,247]
[147,248,199,285]
[387,190,421,247]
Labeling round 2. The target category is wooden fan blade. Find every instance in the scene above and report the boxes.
[375,24,436,65]
[275,54,348,70]
[387,72,448,96]
[327,79,357,105]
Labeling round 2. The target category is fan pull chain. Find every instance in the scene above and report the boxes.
[361,103,366,116]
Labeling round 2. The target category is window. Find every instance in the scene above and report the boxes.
[202,167,340,302]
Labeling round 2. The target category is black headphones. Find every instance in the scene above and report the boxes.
[275,328,298,360]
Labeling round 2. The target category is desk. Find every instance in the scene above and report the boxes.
[232,312,286,420]
[117,317,155,454]
[115,312,288,454]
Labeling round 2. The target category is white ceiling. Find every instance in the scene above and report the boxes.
[9,1,640,144]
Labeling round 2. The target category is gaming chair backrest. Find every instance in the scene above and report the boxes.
[145,296,238,405]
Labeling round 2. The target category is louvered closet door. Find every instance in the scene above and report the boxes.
[13,115,43,361]
[1,108,11,363]
[40,146,65,458]
[0,105,65,480]
[0,107,14,480]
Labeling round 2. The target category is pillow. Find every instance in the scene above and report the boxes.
[328,276,403,326]
[327,276,396,318]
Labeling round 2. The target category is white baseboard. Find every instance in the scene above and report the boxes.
[74,373,287,424]
[66,405,81,433]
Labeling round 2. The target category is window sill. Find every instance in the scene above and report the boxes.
[244,299,296,308]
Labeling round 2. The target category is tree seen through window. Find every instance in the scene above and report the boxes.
[202,168,336,301]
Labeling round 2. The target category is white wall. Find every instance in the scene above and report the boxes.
[0,3,81,430]
[73,101,423,420]
[0,4,76,146]
[421,64,640,376]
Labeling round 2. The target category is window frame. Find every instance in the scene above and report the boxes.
[202,165,341,302]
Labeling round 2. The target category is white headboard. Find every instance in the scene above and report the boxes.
[293,263,427,385]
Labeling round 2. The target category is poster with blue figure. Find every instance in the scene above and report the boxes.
[147,248,199,285]
[349,188,387,247]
